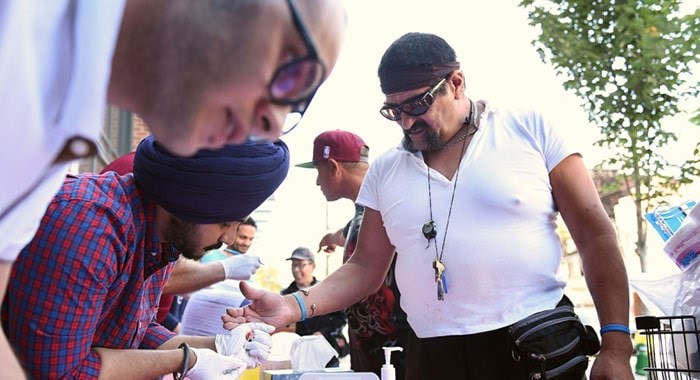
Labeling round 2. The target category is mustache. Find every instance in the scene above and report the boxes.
[405,120,429,135]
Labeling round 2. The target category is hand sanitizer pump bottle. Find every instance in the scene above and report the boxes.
[381,346,403,380]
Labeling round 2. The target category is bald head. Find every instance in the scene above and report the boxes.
[110,0,347,156]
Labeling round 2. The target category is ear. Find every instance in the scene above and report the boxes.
[449,71,466,100]
[327,158,342,175]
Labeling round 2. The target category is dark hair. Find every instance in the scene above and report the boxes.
[378,32,457,76]
[239,216,257,229]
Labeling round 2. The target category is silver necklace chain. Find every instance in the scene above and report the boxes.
[439,100,479,150]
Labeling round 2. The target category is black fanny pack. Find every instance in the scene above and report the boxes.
[508,296,601,380]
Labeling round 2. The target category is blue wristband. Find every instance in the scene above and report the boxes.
[600,323,631,335]
[292,292,307,321]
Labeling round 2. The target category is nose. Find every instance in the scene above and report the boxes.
[249,103,288,141]
[399,114,415,130]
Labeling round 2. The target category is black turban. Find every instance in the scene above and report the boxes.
[379,62,460,94]
[134,135,289,224]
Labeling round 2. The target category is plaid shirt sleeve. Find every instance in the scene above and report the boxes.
[6,197,126,379]
[140,321,176,349]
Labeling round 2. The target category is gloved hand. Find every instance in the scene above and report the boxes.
[187,347,246,380]
[216,322,275,367]
[219,254,262,280]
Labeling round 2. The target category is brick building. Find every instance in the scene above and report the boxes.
[76,107,149,173]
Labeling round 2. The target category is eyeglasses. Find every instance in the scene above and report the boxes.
[379,78,447,121]
[270,0,327,136]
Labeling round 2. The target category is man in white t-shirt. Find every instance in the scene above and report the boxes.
[0,1,346,377]
[224,32,635,379]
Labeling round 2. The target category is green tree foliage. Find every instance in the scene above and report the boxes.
[520,0,700,271]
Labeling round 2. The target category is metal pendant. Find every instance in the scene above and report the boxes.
[423,220,437,240]
[433,260,446,301]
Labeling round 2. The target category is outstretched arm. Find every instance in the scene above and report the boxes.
[551,155,634,380]
[97,323,274,379]
[224,208,395,330]
[164,254,262,295]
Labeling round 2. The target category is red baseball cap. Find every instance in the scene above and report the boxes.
[296,130,369,168]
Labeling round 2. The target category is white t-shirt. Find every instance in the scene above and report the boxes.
[0,1,125,261]
[357,101,576,338]
[180,285,247,336]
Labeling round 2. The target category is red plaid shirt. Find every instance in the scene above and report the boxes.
[2,173,178,379]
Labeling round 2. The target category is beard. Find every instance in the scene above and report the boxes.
[401,120,442,153]
[163,216,209,260]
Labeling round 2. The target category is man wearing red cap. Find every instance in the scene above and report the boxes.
[297,130,411,379]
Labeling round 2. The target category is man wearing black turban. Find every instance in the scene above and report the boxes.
[2,136,289,380]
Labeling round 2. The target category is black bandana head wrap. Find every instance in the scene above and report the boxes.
[134,135,290,224]
[378,32,460,94]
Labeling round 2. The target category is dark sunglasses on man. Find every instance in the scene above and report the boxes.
[379,77,447,121]
[269,0,326,135]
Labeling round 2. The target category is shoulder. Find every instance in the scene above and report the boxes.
[487,102,546,130]
[280,282,297,295]
[200,249,227,263]
[49,173,145,240]
[366,145,416,178]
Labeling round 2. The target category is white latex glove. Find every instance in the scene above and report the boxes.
[216,322,275,367]
[219,254,262,280]
[187,347,245,380]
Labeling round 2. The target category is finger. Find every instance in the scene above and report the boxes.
[239,280,262,299]
[244,342,272,359]
[250,330,272,346]
[222,311,246,323]
[249,322,276,334]
[220,357,247,375]
[246,348,270,362]
[221,313,246,331]
[222,321,238,331]
[225,307,244,318]
[248,333,272,350]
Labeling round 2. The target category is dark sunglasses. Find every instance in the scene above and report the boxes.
[270,0,327,135]
[379,78,447,121]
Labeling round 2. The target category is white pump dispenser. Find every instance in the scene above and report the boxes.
[380,346,403,380]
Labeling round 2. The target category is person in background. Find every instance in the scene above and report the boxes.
[280,247,349,365]
[0,1,346,376]
[299,130,411,379]
[224,32,635,379]
[2,136,289,379]
[179,216,261,336]
[202,216,258,262]
[167,216,259,333]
